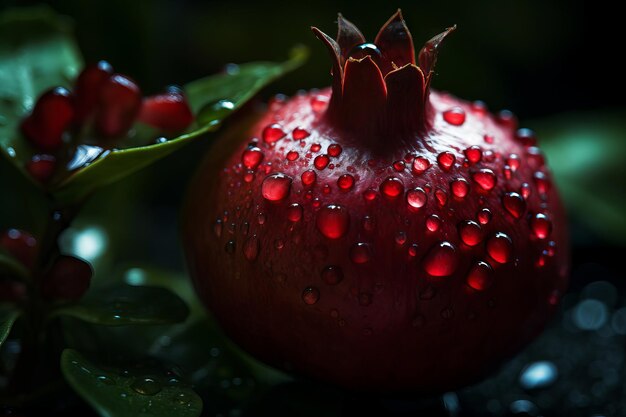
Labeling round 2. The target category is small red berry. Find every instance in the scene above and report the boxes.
[40,255,92,302]
[138,86,194,132]
[74,60,114,123]
[21,87,74,151]
[0,229,37,269]
[94,74,142,138]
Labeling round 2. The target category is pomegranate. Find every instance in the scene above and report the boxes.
[183,11,569,393]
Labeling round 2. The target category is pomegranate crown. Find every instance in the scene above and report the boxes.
[312,10,455,138]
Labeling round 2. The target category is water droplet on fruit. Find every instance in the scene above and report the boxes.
[243,235,260,261]
[316,205,350,239]
[322,266,343,285]
[213,219,223,238]
[477,208,492,225]
[426,214,441,232]
[406,187,427,209]
[314,154,330,170]
[530,213,552,239]
[262,123,286,144]
[519,361,558,390]
[310,143,321,152]
[496,109,517,128]
[471,100,488,115]
[348,43,383,63]
[472,169,497,191]
[466,261,493,291]
[327,144,342,157]
[362,215,375,231]
[242,146,264,169]
[412,156,431,175]
[408,244,419,257]
[423,241,458,277]
[393,160,405,171]
[506,154,520,172]
[437,151,455,171]
[225,240,236,253]
[311,95,329,112]
[363,189,377,201]
[520,183,531,199]
[515,128,537,147]
[443,107,466,125]
[301,170,316,186]
[287,203,303,222]
[380,177,404,198]
[243,171,255,182]
[337,174,355,190]
[261,173,292,201]
[464,146,482,164]
[502,192,526,219]
[533,171,551,196]
[486,232,513,263]
[435,188,447,206]
[526,146,545,166]
[302,287,320,305]
[350,243,371,264]
[484,135,494,144]
[458,220,483,246]
[292,127,310,139]
[286,151,299,161]
[451,178,470,198]
[395,231,407,245]
[257,213,266,225]
[131,377,162,395]
[97,375,115,385]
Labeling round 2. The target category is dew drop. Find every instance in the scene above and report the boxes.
[515,128,537,147]
[327,144,342,157]
[437,151,456,171]
[458,220,483,246]
[337,174,355,190]
[412,156,430,175]
[486,232,513,264]
[131,377,162,396]
[443,107,466,125]
[311,95,329,112]
[213,219,223,238]
[526,146,545,166]
[484,134,494,144]
[262,123,286,144]
[243,171,255,182]
[287,203,303,222]
[261,173,292,201]
[520,182,531,199]
[435,188,447,206]
[496,109,518,128]
[322,266,343,285]
[310,143,321,152]
[471,100,488,115]
[286,151,299,161]
[316,205,350,239]
[472,168,497,191]
[451,178,470,198]
[408,244,419,257]
[362,215,375,231]
[426,214,441,232]
[533,171,551,196]
[477,208,492,225]
[502,192,526,219]
[423,241,458,277]
[506,154,521,172]
[464,146,482,164]
[348,43,383,64]
[243,235,260,261]
[393,160,405,171]
[380,177,404,198]
[395,231,407,245]
[301,169,316,186]
[363,189,377,201]
[466,261,493,291]
[314,154,330,170]
[302,287,320,305]
[530,213,552,239]
[257,212,266,225]
[292,127,310,140]
[350,243,371,264]
[406,187,428,209]
[241,146,264,169]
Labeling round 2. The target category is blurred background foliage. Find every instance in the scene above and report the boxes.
[0,0,625,415]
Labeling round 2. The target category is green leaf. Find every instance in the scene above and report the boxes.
[0,307,19,348]
[53,285,189,326]
[61,349,203,417]
[0,7,82,180]
[532,110,626,244]
[51,46,308,204]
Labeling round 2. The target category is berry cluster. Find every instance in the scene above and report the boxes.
[1,229,92,303]
[20,60,194,183]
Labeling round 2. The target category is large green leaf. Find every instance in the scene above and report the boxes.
[61,349,203,417]
[0,7,82,181]
[0,307,19,348]
[532,110,626,244]
[53,285,189,326]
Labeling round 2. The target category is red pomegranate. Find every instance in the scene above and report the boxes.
[183,11,569,393]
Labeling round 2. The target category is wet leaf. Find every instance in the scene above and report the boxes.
[533,110,626,244]
[0,6,82,182]
[53,285,189,326]
[61,349,202,417]
[0,307,19,348]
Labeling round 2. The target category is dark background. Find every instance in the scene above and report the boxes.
[1,0,625,416]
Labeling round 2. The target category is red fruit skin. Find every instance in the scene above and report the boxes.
[94,74,142,138]
[26,154,56,183]
[138,89,194,132]
[40,255,92,302]
[183,88,569,393]
[20,87,74,151]
[74,60,114,124]
[1,229,38,269]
